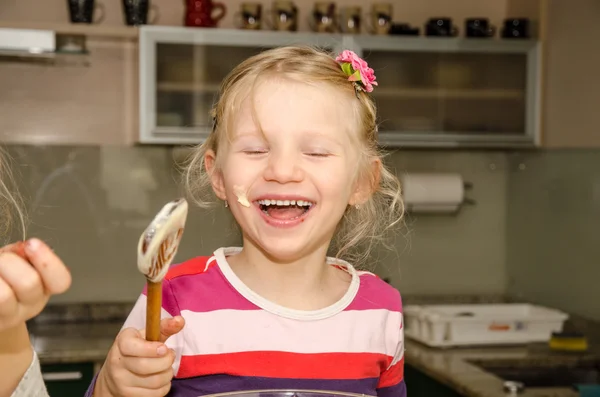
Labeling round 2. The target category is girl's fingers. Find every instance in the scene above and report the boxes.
[0,271,18,318]
[0,252,45,305]
[23,239,71,295]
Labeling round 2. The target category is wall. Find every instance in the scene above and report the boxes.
[506,150,600,321]
[4,145,509,303]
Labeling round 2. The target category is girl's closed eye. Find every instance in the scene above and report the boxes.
[304,148,334,158]
[243,148,269,155]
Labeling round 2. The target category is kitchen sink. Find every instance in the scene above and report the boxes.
[469,358,600,388]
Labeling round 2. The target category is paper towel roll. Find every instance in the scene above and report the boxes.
[400,173,465,214]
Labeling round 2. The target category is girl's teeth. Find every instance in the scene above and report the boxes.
[257,199,313,207]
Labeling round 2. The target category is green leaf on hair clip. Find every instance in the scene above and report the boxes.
[340,62,354,77]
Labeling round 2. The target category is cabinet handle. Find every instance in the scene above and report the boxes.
[42,371,83,381]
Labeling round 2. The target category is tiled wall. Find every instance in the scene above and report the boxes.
[506,150,600,321]
[4,145,509,303]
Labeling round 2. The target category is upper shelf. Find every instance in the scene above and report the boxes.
[157,82,524,100]
[0,20,138,39]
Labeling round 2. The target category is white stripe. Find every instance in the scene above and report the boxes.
[179,308,403,358]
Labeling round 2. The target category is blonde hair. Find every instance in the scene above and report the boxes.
[0,148,26,242]
[183,45,404,266]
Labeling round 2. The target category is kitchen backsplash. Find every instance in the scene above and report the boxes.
[4,144,508,303]
[506,149,600,322]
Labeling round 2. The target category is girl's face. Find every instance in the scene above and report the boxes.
[206,77,371,262]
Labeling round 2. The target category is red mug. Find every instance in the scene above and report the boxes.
[185,0,226,27]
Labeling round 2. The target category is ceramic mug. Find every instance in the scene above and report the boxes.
[339,6,361,33]
[236,2,262,29]
[67,0,105,23]
[266,0,298,31]
[369,3,392,35]
[122,0,159,25]
[185,0,227,27]
[310,2,337,33]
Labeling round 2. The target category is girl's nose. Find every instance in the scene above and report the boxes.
[263,151,304,183]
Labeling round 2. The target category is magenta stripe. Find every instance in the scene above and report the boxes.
[143,265,402,315]
[344,276,402,312]
[171,265,260,312]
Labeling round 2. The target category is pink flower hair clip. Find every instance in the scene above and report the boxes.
[335,50,378,94]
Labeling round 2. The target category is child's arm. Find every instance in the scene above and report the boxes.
[0,239,72,397]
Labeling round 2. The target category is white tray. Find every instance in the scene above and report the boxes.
[403,303,568,348]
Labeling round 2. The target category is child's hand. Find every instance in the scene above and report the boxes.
[95,316,185,397]
[0,238,72,332]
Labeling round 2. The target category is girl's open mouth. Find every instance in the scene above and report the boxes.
[256,199,314,221]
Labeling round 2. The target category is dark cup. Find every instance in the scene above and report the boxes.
[502,18,530,39]
[465,18,495,38]
[122,0,159,25]
[426,17,458,37]
[67,0,105,24]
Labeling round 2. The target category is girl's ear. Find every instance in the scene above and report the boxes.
[205,150,227,200]
[350,158,381,206]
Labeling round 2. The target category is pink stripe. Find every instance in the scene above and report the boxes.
[346,274,403,312]
[143,263,402,315]
[167,265,260,312]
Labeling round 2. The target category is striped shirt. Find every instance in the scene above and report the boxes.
[86,247,406,397]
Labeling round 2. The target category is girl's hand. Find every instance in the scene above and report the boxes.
[0,238,72,331]
[95,316,185,397]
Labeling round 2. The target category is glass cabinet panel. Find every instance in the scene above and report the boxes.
[140,28,342,144]
[353,36,540,147]
[367,51,526,132]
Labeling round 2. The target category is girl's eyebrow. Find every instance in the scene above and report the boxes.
[231,131,263,141]
[301,130,344,145]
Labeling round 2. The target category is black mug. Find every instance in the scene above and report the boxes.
[465,18,495,38]
[122,0,159,25]
[426,17,458,37]
[502,18,529,39]
[67,0,105,24]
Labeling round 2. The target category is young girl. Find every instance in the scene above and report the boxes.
[89,45,406,397]
[0,150,72,397]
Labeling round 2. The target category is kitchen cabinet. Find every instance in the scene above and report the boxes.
[537,0,600,148]
[138,26,541,148]
[405,364,466,397]
[41,362,95,397]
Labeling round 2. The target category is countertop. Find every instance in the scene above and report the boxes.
[405,339,591,397]
[29,321,122,364]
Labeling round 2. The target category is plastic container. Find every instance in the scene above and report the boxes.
[403,303,569,347]
[203,390,374,397]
